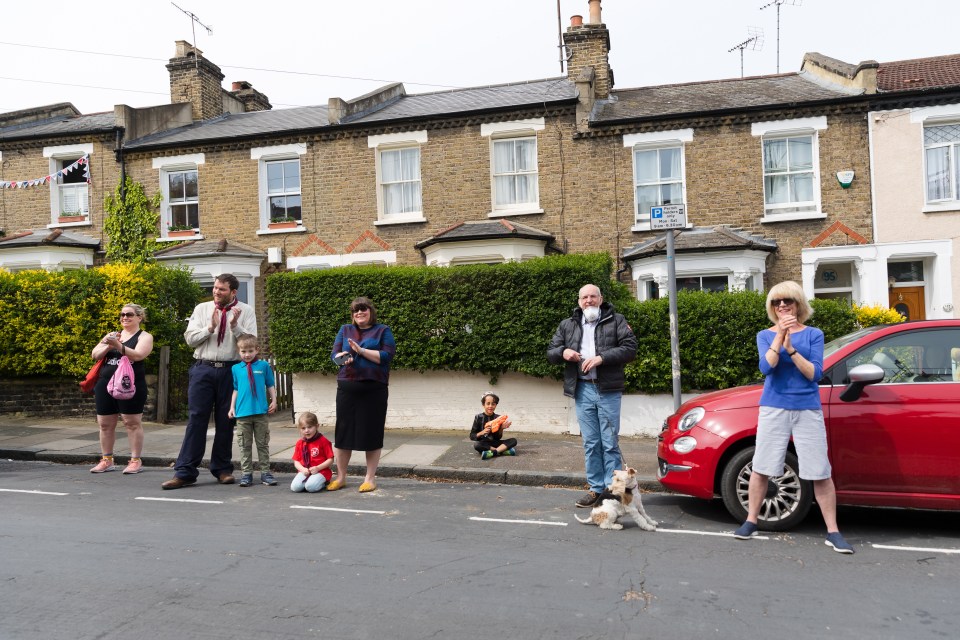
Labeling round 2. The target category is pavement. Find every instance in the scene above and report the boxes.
[0,414,661,491]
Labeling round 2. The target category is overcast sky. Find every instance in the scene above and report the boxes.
[1,0,957,115]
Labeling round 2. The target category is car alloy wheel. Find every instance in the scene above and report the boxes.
[720,447,813,531]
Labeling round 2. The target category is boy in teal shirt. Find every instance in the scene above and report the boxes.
[228,334,278,486]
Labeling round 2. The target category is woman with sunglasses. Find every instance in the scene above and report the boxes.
[329,296,396,493]
[733,281,854,554]
[89,303,154,475]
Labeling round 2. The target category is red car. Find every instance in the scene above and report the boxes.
[657,319,960,530]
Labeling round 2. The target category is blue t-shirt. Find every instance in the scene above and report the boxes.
[231,359,276,417]
[757,326,824,410]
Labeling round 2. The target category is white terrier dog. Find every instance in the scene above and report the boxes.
[574,467,657,531]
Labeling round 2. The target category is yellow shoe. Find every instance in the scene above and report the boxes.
[358,481,377,493]
[326,479,344,491]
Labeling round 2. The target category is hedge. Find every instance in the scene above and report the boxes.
[0,263,201,378]
[266,254,897,393]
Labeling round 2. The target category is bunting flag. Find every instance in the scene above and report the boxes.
[0,154,90,190]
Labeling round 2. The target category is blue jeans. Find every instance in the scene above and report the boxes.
[575,381,623,493]
[291,472,327,493]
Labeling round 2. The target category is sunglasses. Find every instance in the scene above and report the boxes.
[770,298,795,307]
[352,305,370,313]
[120,312,138,318]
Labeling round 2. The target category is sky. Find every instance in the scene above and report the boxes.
[1,0,958,116]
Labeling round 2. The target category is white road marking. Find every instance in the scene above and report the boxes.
[0,488,69,496]
[291,505,385,515]
[470,516,568,526]
[657,527,771,540]
[135,496,223,504]
[872,543,960,555]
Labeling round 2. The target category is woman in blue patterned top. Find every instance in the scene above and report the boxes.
[733,281,854,554]
[329,296,396,493]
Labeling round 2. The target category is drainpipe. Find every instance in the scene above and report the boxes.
[114,128,126,204]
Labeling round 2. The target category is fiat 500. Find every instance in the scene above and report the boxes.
[657,319,960,530]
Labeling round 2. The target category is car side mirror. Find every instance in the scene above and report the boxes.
[839,363,886,402]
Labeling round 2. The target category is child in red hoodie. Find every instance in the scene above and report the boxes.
[290,412,334,492]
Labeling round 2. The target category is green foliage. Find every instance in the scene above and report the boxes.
[103,177,162,263]
[267,255,865,393]
[0,263,201,377]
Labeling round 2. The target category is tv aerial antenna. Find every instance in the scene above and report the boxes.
[171,2,213,72]
[760,0,801,73]
[727,27,764,78]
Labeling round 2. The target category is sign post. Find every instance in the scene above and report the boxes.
[651,205,687,412]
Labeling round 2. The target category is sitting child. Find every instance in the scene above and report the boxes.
[290,411,334,492]
[469,391,517,460]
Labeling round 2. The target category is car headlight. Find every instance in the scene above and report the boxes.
[677,407,705,432]
[672,436,697,454]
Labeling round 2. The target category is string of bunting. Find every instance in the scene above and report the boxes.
[0,154,90,190]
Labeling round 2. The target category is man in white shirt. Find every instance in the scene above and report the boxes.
[162,274,258,489]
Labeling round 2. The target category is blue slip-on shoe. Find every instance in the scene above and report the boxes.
[261,472,278,486]
[503,448,516,456]
[733,521,758,539]
[239,473,253,487]
[481,450,495,460]
[825,532,855,554]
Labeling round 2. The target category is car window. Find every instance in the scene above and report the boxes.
[835,328,960,384]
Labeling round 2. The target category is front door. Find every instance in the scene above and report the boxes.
[889,286,925,320]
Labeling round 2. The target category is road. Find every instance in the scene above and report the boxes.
[2,460,958,639]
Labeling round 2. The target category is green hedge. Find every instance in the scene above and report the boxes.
[267,254,880,393]
[0,263,201,378]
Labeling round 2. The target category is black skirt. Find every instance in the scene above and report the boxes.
[335,380,388,451]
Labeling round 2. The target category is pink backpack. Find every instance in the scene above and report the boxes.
[108,356,136,400]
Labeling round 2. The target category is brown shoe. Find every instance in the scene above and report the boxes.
[576,490,600,508]
[217,473,236,485]
[161,477,196,490]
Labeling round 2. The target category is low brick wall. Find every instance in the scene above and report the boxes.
[0,376,158,420]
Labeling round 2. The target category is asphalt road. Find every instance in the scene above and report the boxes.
[2,460,958,639]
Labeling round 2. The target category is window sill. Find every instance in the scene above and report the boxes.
[374,215,427,226]
[257,226,307,235]
[487,208,544,218]
[48,220,92,229]
[158,234,203,242]
[760,211,826,224]
[922,203,960,214]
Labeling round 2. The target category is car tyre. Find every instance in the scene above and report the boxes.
[720,447,813,531]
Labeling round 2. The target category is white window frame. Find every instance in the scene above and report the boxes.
[920,120,960,208]
[252,144,307,235]
[153,154,205,241]
[482,119,545,217]
[624,129,692,230]
[752,117,827,223]
[631,251,767,302]
[369,131,427,226]
[43,143,93,228]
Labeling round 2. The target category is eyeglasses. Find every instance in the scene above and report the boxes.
[770,298,795,307]
[352,305,370,313]
[120,312,137,318]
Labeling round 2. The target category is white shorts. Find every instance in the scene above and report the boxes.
[753,406,831,480]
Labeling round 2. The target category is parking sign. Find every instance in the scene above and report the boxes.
[650,204,686,230]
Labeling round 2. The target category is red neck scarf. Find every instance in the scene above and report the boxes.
[217,297,238,346]
[246,359,258,399]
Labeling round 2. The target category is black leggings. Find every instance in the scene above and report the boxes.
[474,438,517,453]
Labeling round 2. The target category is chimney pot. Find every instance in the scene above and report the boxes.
[570,14,583,27]
[588,0,601,24]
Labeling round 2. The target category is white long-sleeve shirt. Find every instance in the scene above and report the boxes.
[183,299,258,361]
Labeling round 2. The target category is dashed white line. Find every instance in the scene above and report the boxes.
[656,527,771,540]
[872,543,960,555]
[0,488,69,496]
[135,496,224,504]
[291,505,385,515]
[470,516,568,526]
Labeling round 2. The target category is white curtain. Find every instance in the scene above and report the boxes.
[926,146,951,201]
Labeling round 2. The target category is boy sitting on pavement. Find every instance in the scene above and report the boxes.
[290,411,334,492]
[469,391,517,460]
[228,334,277,487]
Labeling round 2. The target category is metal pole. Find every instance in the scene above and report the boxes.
[666,231,682,411]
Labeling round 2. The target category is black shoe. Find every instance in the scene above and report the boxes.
[576,490,600,508]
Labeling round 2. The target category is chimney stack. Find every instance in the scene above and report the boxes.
[230,80,273,112]
[166,40,226,121]
[563,0,613,101]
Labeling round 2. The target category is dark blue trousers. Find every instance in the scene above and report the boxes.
[173,361,236,481]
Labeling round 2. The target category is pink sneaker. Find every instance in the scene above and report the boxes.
[90,458,116,473]
[122,459,143,475]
